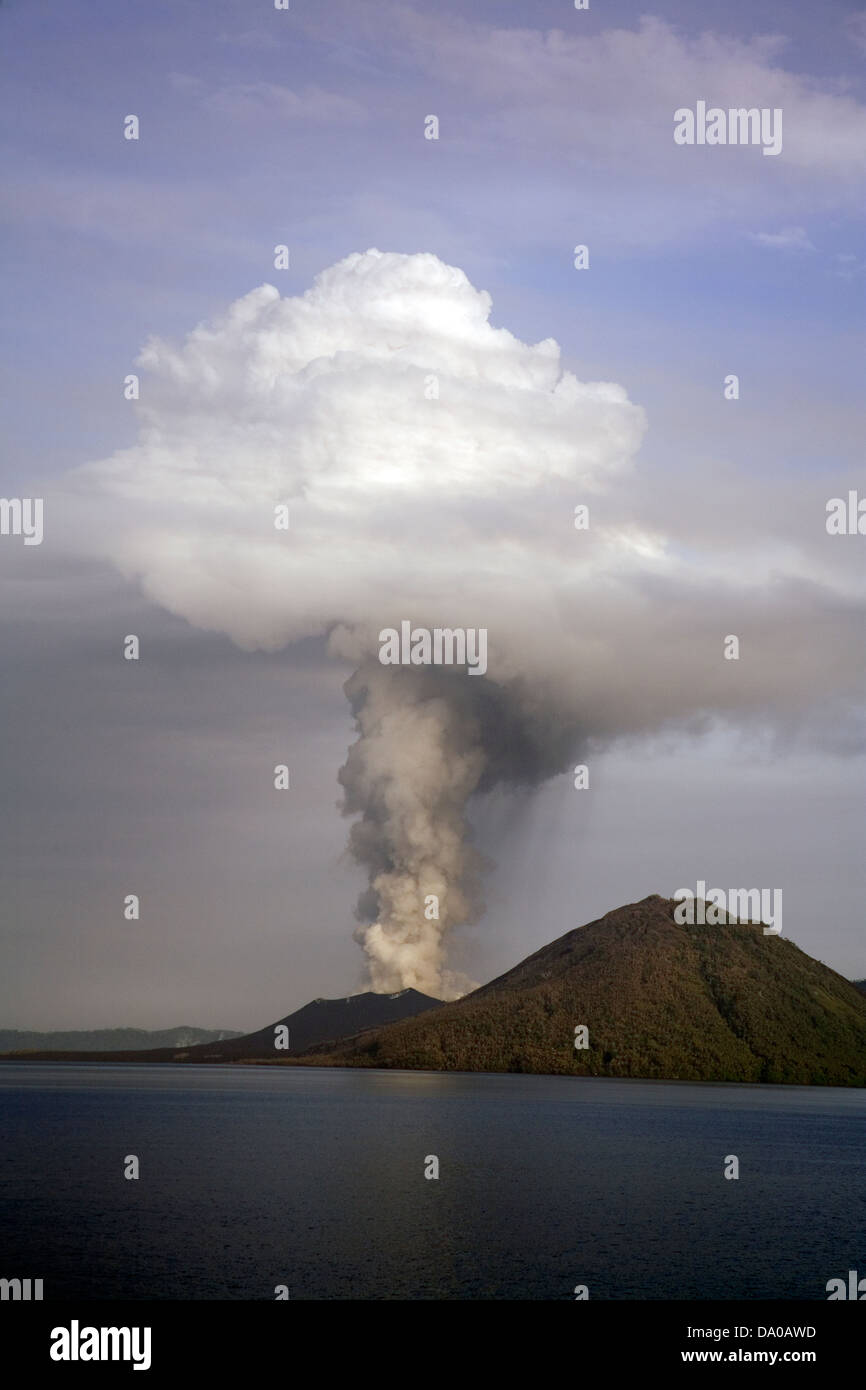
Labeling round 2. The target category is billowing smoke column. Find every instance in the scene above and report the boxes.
[65,250,863,998]
[338,660,582,997]
[339,662,488,998]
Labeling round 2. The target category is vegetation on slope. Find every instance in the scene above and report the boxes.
[300,896,866,1086]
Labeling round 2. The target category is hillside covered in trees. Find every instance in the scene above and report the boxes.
[299,895,866,1086]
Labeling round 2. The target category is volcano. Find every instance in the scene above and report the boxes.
[297,896,866,1086]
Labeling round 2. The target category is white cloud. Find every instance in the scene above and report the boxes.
[750,226,815,251]
[63,248,862,710]
[202,82,367,124]
[68,249,645,651]
[833,251,866,279]
[844,13,866,56]
[382,10,866,180]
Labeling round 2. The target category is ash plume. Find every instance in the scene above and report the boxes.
[59,250,865,999]
[339,661,583,998]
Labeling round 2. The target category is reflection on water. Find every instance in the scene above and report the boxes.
[0,1064,863,1300]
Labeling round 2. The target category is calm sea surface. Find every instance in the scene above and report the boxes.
[1,1064,863,1300]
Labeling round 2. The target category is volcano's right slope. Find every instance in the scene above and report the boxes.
[300,896,866,1085]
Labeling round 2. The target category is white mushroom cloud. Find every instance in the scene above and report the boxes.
[66,249,865,998]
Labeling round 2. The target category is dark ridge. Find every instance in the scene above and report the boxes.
[0,1026,241,1053]
[0,989,443,1063]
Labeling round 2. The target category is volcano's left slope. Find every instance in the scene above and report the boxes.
[0,989,443,1062]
